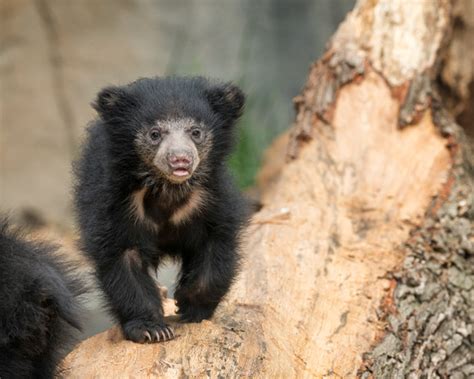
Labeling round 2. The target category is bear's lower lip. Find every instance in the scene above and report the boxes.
[172,168,190,177]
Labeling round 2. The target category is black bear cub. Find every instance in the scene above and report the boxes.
[0,220,84,379]
[74,76,249,343]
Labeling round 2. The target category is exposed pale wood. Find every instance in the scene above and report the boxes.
[61,0,473,377]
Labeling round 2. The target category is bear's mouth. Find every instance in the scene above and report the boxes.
[166,167,193,183]
[172,168,191,178]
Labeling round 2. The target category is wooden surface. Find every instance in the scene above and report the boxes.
[62,1,460,377]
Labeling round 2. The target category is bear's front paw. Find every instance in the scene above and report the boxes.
[122,319,175,343]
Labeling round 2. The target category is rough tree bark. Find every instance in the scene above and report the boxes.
[62,0,473,377]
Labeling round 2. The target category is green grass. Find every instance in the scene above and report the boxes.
[229,122,262,189]
[228,88,288,189]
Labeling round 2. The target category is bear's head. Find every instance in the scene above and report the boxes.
[93,76,245,184]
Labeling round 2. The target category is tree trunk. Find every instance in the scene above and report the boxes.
[62,1,473,377]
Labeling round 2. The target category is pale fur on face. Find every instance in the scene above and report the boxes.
[134,118,212,184]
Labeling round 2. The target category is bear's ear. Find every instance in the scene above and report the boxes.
[92,86,134,119]
[205,82,245,126]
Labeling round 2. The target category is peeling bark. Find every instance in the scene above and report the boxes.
[63,0,473,377]
[359,118,474,379]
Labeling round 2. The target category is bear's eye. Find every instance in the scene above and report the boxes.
[191,128,203,143]
[149,128,161,144]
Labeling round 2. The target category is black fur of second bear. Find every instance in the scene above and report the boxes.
[0,220,84,379]
[74,76,250,343]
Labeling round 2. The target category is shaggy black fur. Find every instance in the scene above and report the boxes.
[0,220,84,379]
[74,76,250,343]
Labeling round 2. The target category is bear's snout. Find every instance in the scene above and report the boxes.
[167,151,193,169]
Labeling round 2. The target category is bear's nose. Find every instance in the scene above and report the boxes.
[168,153,193,168]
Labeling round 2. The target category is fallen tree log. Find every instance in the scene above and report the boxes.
[62,0,473,377]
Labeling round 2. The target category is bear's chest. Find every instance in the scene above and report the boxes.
[143,195,175,225]
[129,186,207,247]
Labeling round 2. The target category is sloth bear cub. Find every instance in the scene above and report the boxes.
[0,220,84,379]
[74,76,249,343]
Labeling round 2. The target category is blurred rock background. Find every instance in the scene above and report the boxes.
[1,0,355,339]
[1,0,355,227]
